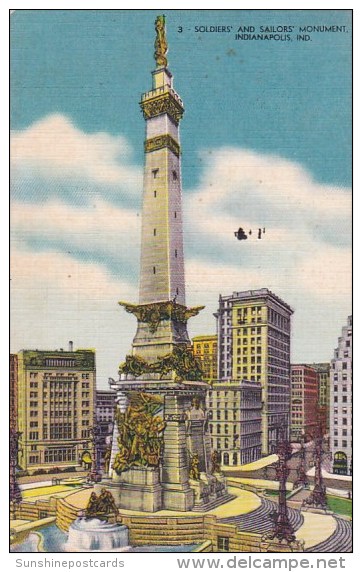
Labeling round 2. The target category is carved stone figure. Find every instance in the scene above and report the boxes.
[85,492,99,517]
[189,452,201,480]
[85,490,118,519]
[211,450,221,474]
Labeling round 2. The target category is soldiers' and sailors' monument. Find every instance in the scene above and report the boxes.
[106,16,229,512]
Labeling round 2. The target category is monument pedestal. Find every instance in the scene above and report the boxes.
[108,379,224,512]
[101,467,163,513]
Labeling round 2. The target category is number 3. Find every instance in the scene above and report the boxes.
[178,26,183,33]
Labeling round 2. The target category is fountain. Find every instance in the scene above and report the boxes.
[64,517,130,552]
[63,489,130,552]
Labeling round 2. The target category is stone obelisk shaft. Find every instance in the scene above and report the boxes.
[139,67,185,306]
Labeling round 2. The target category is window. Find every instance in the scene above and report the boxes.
[152,169,159,178]
[217,537,230,552]
[153,228,157,236]
[153,266,156,274]
[154,190,157,198]
[172,170,178,181]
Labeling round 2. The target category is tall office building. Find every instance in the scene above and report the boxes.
[215,289,293,454]
[206,380,262,466]
[330,316,352,475]
[290,364,319,441]
[192,335,218,383]
[16,344,96,473]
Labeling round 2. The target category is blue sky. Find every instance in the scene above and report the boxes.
[10,9,352,387]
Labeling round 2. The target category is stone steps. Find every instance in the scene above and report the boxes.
[192,494,236,513]
[219,497,304,534]
[308,517,352,553]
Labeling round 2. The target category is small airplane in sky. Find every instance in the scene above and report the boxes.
[234,227,266,240]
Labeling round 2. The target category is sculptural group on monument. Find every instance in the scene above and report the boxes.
[112,392,166,474]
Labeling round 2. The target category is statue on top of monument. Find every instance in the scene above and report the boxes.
[154,15,168,68]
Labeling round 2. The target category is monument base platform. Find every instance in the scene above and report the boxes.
[97,468,163,513]
[162,484,195,511]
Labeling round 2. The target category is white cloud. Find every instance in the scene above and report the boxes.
[184,146,351,301]
[11,113,142,198]
[11,247,137,387]
[192,148,351,221]
[11,197,141,267]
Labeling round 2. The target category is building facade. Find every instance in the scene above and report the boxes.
[10,354,18,432]
[330,316,352,475]
[192,335,218,383]
[16,345,96,473]
[206,380,262,466]
[96,389,116,469]
[215,289,293,454]
[290,365,319,441]
[307,362,330,432]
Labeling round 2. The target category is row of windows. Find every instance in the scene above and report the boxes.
[333,440,351,449]
[331,361,350,370]
[334,429,351,436]
[44,448,76,463]
[237,327,263,336]
[151,168,178,180]
[45,359,76,367]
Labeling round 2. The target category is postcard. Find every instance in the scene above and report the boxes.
[9,8,352,556]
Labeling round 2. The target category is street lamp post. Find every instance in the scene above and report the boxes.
[265,440,297,543]
[293,436,309,489]
[10,429,22,518]
[87,417,102,483]
[302,420,328,510]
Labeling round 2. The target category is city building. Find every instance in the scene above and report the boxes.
[192,335,218,383]
[290,365,319,441]
[10,354,18,432]
[215,289,293,454]
[96,390,116,469]
[307,362,330,432]
[206,380,262,466]
[330,316,352,475]
[16,343,96,473]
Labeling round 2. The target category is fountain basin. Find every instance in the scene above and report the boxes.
[64,517,130,552]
